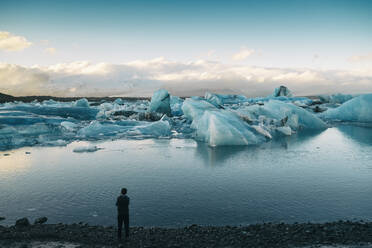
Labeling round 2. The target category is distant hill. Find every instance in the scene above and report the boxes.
[0,92,15,103]
[0,92,149,103]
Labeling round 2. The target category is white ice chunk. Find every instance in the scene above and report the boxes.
[73,145,101,153]
[276,126,292,136]
[320,94,372,123]
[251,125,272,139]
[149,89,171,115]
[61,121,78,131]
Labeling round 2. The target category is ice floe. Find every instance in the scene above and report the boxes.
[0,86,371,150]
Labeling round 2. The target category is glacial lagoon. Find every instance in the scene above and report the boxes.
[1,124,372,227]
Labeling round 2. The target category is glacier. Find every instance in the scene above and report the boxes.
[0,87,371,150]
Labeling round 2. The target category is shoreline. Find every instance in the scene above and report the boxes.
[2,220,372,247]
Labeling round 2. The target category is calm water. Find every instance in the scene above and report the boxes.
[1,125,372,227]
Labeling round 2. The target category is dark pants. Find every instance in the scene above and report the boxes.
[117,214,129,239]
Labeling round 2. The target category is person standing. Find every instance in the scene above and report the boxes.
[116,188,130,240]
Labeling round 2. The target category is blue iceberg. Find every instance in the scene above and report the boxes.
[149,89,171,115]
[182,98,265,146]
[320,94,372,123]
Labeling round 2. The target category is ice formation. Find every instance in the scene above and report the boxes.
[149,89,171,115]
[73,145,101,153]
[1,86,370,150]
[237,100,328,131]
[182,98,266,146]
[318,93,354,104]
[272,86,293,97]
[320,94,372,123]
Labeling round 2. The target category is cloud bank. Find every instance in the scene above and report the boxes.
[1,58,371,97]
[0,31,32,51]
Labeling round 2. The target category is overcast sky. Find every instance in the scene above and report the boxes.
[1,0,371,97]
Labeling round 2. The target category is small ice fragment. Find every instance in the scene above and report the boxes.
[114,98,124,104]
[61,121,78,131]
[74,98,90,107]
[73,145,101,153]
[276,126,292,136]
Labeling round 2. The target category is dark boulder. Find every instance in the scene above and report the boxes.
[15,217,30,227]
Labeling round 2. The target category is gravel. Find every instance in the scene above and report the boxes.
[1,220,372,247]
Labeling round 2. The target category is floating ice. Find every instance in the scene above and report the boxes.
[73,145,101,153]
[272,85,293,97]
[149,89,171,115]
[237,100,327,131]
[74,98,89,107]
[1,87,368,150]
[170,96,184,116]
[318,93,354,104]
[182,98,265,146]
[77,119,171,139]
[205,92,247,107]
[61,121,79,131]
[114,98,124,104]
[320,94,372,123]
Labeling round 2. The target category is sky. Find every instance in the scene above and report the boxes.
[0,0,372,97]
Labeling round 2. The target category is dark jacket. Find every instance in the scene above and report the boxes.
[116,194,130,216]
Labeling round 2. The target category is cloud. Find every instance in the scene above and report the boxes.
[232,47,255,61]
[0,31,32,51]
[45,47,56,55]
[0,58,371,97]
[348,53,372,63]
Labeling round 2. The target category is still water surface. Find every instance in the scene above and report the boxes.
[1,125,372,227]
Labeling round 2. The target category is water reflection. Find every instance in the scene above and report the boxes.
[337,125,372,146]
[0,149,31,175]
[1,125,372,226]
[195,129,326,167]
[195,143,250,166]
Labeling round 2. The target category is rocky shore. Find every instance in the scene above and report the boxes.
[2,218,372,248]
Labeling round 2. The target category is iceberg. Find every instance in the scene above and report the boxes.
[1,87,368,150]
[272,85,293,97]
[74,98,89,107]
[4,105,98,120]
[320,94,372,123]
[149,89,171,115]
[170,96,184,116]
[318,93,354,104]
[182,98,265,146]
[205,92,248,107]
[77,119,171,139]
[236,100,328,131]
